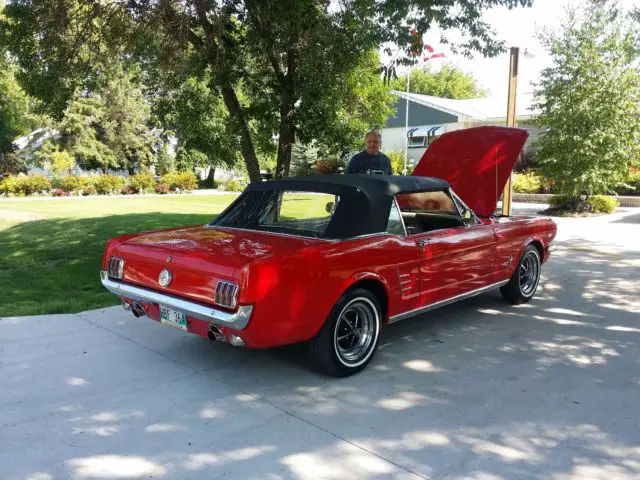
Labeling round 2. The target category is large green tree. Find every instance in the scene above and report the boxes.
[0,0,41,171]
[58,61,156,173]
[532,0,640,208]
[390,64,487,99]
[0,55,38,168]
[1,0,533,181]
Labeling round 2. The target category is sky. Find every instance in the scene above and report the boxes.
[387,0,639,100]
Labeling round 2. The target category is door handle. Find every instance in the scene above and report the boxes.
[416,239,429,248]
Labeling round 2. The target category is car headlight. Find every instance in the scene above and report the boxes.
[215,281,239,309]
[107,256,125,279]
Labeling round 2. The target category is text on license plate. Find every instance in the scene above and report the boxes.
[159,305,187,330]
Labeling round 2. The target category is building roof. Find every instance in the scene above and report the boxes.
[390,90,539,122]
[12,128,60,151]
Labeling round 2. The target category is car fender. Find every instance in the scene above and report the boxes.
[336,270,392,314]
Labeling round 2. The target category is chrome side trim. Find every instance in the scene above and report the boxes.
[100,271,253,330]
[388,280,509,324]
[212,226,340,242]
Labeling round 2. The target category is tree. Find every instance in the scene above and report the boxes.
[2,0,534,181]
[0,54,40,169]
[156,72,243,172]
[532,0,640,209]
[58,62,157,173]
[390,64,487,98]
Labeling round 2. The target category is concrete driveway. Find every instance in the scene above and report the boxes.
[2,206,639,480]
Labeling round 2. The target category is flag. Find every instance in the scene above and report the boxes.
[423,44,445,62]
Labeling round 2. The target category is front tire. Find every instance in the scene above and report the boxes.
[307,288,382,377]
[500,245,541,304]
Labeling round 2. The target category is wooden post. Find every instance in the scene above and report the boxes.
[502,46,519,216]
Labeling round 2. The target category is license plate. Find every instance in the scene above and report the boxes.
[159,305,187,331]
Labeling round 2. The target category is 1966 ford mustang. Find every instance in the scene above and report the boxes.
[100,126,556,376]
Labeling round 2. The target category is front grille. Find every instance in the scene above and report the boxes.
[107,256,125,279]
[215,281,239,309]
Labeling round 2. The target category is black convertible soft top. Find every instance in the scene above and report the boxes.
[216,174,450,238]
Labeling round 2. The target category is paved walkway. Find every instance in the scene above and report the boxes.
[1,208,639,479]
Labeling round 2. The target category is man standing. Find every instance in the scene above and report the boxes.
[345,130,392,175]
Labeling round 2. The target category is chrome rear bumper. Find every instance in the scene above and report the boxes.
[99,271,252,330]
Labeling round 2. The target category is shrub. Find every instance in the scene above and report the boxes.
[154,183,170,194]
[128,172,155,193]
[315,157,340,175]
[613,168,640,195]
[219,178,247,192]
[549,194,576,210]
[50,150,76,175]
[51,188,69,197]
[513,171,542,194]
[24,175,53,195]
[82,186,96,196]
[0,175,21,195]
[120,185,138,195]
[0,175,52,196]
[52,175,86,193]
[94,175,126,195]
[549,194,618,214]
[159,171,198,191]
[588,195,618,213]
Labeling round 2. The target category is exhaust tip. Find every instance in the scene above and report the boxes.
[131,302,146,317]
[229,334,245,347]
[208,325,225,342]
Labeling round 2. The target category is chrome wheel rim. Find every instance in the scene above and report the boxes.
[519,251,540,297]
[333,298,378,367]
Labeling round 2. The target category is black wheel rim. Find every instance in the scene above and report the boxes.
[333,298,378,367]
[519,251,540,296]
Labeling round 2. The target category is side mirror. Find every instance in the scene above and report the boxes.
[325,201,334,214]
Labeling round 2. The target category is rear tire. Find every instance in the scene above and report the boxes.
[307,288,381,377]
[500,245,541,304]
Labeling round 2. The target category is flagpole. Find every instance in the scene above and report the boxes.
[403,68,410,175]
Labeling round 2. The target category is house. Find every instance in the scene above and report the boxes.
[381,90,541,168]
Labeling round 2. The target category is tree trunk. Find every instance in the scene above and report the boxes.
[219,82,262,183]
[193,0,262,184]
[275,97,296,178]
[275,46,299,179]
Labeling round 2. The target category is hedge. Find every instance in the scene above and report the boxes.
[0,171,199,197]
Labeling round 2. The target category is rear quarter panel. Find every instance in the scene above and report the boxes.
[239,234,415,346]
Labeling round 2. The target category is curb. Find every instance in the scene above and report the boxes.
[513,193,640,208]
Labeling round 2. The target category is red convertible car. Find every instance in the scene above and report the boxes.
[100,126,556,376]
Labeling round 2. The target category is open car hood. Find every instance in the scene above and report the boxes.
[412,126,529,217]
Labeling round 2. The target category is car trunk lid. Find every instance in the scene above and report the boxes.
[113,225,327,306]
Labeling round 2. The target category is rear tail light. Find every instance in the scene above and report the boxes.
[215,281,239,309]
[107,256,125,279]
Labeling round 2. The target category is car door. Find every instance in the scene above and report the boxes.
[395,190,498,308]
[419,223,497,305]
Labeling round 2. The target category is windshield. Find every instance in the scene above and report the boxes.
[213,190,340,238]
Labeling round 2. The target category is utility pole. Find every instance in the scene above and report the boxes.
[403,71,410,175]
[502,46,519,216]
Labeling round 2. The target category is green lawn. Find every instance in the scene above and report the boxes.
[0,194,239,317]
[0,192,337,317]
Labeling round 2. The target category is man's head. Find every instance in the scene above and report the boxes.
[365,130,382,155]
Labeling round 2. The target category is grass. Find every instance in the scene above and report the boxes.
[0,192,336,317]
[0,194,239,317]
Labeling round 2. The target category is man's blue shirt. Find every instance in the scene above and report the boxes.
[345,151,392,175]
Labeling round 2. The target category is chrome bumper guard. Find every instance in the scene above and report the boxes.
[100,271,252,330]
